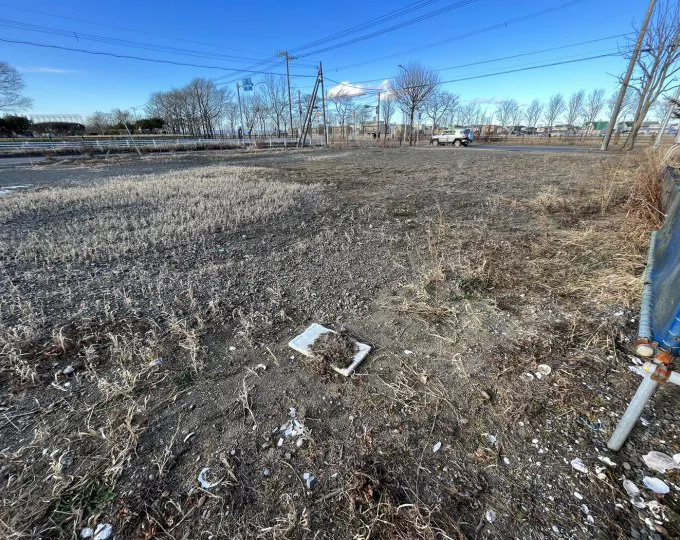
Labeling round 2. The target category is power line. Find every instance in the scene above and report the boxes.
[331,0,587,71]
[325,52,620,94]
[298,0,480,58]
[0,1,265,57]
[337,33,632,86]
[0,18,271,64]
[0,18,319,68]
[210,0,477,87]
[289,0,441,53]
[0,38,317,77]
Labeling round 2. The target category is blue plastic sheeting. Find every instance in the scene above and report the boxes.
[650,177,680,356]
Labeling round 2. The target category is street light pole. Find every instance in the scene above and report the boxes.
[236,83,245,146]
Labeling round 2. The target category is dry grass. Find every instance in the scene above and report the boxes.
[0,147,666,539]
[0,164,321,538]
[624,147,668,229]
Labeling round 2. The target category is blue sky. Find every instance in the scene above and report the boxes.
[1,0,649,120]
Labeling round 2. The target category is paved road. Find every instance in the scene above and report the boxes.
[0,156,50,168]
[469,144,600,153]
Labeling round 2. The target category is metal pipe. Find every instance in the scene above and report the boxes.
[608,373,658,451]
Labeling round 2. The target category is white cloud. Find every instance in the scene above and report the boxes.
[328,81,366,98]
[19,66,81,74]
[468,97,504,105]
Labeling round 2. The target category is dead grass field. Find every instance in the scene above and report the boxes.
[1,147,678,539]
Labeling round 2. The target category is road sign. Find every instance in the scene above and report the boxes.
[242,78,253,91]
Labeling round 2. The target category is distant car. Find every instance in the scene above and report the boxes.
[430,128,474,147]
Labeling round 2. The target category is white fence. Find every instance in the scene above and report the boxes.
[0,137,322,152]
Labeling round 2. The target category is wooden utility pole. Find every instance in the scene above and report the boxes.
[319,62,328,146]
[278,51,296,140]
[601,0,657,151]
[377,91,381,146]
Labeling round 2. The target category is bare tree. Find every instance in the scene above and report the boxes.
[525,99,543,128]
[0,62,32,112]
[457,103,480,127]
[544,93,565,133]
[624,0,680,149]
[583,89,606,132]
[423,90,458,134]
[389,62,440,145]
[328,91,353,138]
[355,105,372,134]
[262,74,288,136]
[86,111,112,134]
[565,90,585,127]
[511,103,525,131]
[495,99,519,132]
[380,95,396,138]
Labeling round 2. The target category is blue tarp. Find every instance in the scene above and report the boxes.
[650,174,680,356]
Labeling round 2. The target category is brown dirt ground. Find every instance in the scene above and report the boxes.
[1,146,679,540]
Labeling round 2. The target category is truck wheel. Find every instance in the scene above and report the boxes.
[454,139,461,147]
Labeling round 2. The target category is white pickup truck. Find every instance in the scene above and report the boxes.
[430,128,474,147]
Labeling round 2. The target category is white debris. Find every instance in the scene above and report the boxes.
[198,467,222,489]
[62,365,75,375]
[571,458,588,474]
[628,365,646,377]
[643,476,670,494]
[623,478,640,497]
[503,457,511,465]
[574,491,584,500]
[485,434,497,445]
[93,523,113,540]
[642,451,680,474]
[520,372,535,381]
[598,456,617,468]
[674,453,680,464]
[536,364,552,376]
[433,441,442,453]
[183,432,195,443]
[80,528,94,539]
[586,515,594,525]
[640,417,651,427]
[281,418,306,438]
[403,349,414,355]
[581,504,590,515]
[631,495,647,509]
[288,323,371,376]
[485,509,497,523]
[229,346,236,351]
[303,472,317,490]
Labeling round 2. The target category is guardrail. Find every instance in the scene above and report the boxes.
[0,137,316,152]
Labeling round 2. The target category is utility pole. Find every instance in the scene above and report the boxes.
[653,85,680,149]
[278,51,296,141]
[601,0,656,151]
[376,91,381,146]
[297,89,302,139]
[319,62,328,146]
[236,83,245,146]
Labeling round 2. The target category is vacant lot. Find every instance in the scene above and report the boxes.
[1,147,678,539]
